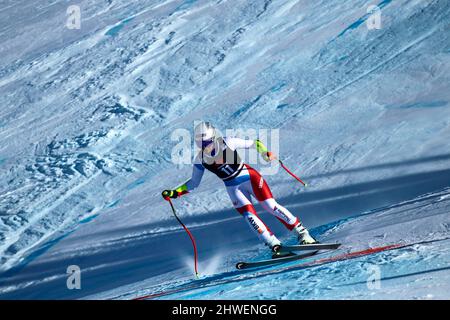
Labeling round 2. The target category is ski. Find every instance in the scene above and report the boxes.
[133,237,450,300]
[277,243,341,253]
[235,250,319,270]
[235,243,341,270]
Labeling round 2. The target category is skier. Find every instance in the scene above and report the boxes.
[162,122,316,256]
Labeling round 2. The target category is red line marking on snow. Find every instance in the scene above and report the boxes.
[132,243,404,300]
[134,284,196,300]
[302,244,404,267]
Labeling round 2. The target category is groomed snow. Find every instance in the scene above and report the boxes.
[0,0,449,299]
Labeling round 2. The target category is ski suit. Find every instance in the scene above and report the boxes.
[175,137,301,246]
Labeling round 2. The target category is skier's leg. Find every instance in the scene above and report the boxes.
[237,205,281,248]
[260,198,300,230]
[245,164,317,244]
[226,183,280,248]
[259,197,317,245]
[244,164,299,229]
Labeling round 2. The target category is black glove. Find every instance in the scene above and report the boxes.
[162,189,179,200]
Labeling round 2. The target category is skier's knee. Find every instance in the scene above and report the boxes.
[236,204,256,215]
[262,198,278,212]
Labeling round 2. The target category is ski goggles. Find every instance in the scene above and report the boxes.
[196,138,215,149]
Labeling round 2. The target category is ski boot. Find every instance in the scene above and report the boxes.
[266,234,281,250]
[294,223,317,245]
[266,235,289,259]
[267,236,296,259]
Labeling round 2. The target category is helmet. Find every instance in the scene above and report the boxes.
[194,121,217,149]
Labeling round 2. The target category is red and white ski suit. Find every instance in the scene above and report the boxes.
[181,138,301,246]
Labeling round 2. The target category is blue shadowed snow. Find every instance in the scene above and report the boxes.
[160,238,450,300]
[270,83,287,93]
[0,0,449,300]
[335,0,393,39]
[231,95,262,118]
[126,177,147,191]
[176,0,199,12]
[386,100,448,110]
[0,213,99,279]
[79,214,99,224]
[106,199,121,208]
[276,103,289,110]
[105,17,134,37]
[0,232,75,278]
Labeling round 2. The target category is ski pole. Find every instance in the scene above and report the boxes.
[164,195,199,278]
[278,159,308,187]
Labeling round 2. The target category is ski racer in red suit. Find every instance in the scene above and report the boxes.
[162,122,316,256]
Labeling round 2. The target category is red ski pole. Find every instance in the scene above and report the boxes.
[278,159,308,187]
[165,197,199,278]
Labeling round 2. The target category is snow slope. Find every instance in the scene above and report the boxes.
[106,188,450,300]
[0,0,449,299]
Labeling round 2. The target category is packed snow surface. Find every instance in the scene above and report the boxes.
[0,0,449,299]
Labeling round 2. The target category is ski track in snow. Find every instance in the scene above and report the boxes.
[0,0,449,299]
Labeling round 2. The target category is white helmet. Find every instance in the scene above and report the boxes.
[194,121,216,149]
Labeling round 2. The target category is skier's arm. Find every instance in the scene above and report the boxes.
[179,164,205,192]
[255,139,276,161]
[162,164,205,200]
[225,138,275,161]
[225,137,255,149]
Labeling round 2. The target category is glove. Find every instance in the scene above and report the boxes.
[162,189,179,201]
[262,151,276,162]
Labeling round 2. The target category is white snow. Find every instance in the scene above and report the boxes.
[0,0,449,299]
